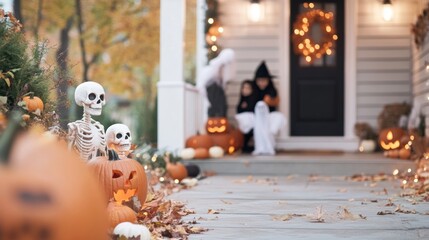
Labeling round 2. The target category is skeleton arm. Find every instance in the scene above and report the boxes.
[67,122,79,150]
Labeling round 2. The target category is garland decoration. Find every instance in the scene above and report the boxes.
[411,5,429,49]
[205,0,223,61]
[291,8,338,63]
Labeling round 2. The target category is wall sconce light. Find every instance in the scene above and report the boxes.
[248,0,264,23]
[382,0,393,21]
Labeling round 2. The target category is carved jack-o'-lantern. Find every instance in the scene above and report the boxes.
[206,117,230,134]
[89,150,148,204]
[379,128,405,150]
[0,117,108,240]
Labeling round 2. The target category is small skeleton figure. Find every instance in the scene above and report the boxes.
[68,81,107,161]
[106,124,132,158]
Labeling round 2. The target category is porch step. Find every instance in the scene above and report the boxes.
[184,153,415,176]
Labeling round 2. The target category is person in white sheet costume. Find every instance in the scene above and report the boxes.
[235,61,286,155]
[196,49,236,131]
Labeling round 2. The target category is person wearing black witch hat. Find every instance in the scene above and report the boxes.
[253,61,279,112]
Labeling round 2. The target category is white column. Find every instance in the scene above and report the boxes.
[158,0,186,150]
[196,0,207,132]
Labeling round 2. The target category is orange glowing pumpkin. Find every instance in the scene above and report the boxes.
[379,128,405,150]
[88,150,148,205]
[206,117,230,134]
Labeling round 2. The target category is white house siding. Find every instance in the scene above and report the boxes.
[219,0,416,131]
[356,0,416,129]
[411,1,429,136]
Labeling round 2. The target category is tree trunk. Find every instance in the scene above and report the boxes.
[34,0,43,41]
[12,0,23,26]
[75,0,89,82]
[56,16,74,128]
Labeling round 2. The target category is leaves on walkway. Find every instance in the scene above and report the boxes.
[338,207,366,221]
[272,213,306,222]
[377,210,395,215]
[395,205,416,214]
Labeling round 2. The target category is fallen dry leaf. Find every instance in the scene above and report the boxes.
[207,209,221,214]
[338,207,366,221]
[220,199,232,205]
[308,206,325,223]
[337,188,348,193]
[272,214,306,222]
[377,210,395,215]
[395,205,416,214]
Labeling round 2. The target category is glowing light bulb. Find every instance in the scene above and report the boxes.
[218,27,224,33]
[393,169,399,176]
[208,18,214,24]
[305,56,312,62]
[211,35,217,42]
[248,0,263,22]
[174,179,180,184]
[211,45,218,52]
[333,35,338,40]
[309,2,314,8]
[382,0,393,21]
[326,26,332,32]
[326,49,332,55]
[407,168,412,173]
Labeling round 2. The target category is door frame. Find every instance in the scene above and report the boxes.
[278,0,357,147]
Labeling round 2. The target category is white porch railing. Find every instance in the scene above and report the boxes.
[184,83,203,139]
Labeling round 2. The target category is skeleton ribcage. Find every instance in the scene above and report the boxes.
[72,121,106,161]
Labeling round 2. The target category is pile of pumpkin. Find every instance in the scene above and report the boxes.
[379,127,422,160]
[0,112,202,239]
[182,117,244,159]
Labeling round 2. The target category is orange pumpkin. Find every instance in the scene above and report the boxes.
[89,150,148,205]
[185,133,213,149]
[206,117,230,134]
[379,128,405,150]
[230,128,244,150]
[387,149,399,158]
[0,112,7,130]
[166,162,188,181]
[210,130,243,154]
[1,117,108,240]
[399,147,411,160]
[22,93,44,113]
[194,148,210,159]
[107,201,137,233]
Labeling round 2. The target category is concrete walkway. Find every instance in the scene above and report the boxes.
[172,175,429,239]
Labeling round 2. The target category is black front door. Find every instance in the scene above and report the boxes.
[290,0,344,136]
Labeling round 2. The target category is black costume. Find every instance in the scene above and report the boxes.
[236,80,257,114]
[253,61,278,112]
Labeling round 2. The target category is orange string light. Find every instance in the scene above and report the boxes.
[292,8,338,63]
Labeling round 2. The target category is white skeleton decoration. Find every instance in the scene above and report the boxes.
[67,81,107,161]
[106,124,132,158]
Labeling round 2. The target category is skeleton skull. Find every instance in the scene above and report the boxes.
[106,124,132,154]
[74,81,106,116]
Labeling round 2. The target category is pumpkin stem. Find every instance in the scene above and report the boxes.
[108,149,121,161]
[23,92,35,99]
[0,111,23,164]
